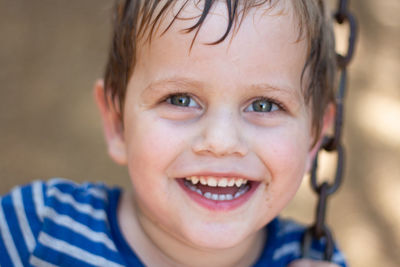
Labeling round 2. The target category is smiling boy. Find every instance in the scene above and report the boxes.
[0,0,346,266]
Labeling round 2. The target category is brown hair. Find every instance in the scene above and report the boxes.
[103,0,336,139]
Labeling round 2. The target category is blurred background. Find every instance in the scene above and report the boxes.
[0,1,398,266]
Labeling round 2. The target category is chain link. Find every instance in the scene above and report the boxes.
[301,0,358,261]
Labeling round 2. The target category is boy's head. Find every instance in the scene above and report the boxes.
[95,0,336,251]
[103,0,336,140]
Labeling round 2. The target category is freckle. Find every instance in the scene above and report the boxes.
[264,182,271,202]
[264,182,270,192]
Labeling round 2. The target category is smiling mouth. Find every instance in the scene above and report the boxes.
[180,176,257,201]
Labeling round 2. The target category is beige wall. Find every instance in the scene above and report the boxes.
[1,1,399,266]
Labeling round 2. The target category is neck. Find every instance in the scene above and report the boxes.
[118,191,266,267]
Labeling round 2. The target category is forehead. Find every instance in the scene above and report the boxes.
[132,0,308,99]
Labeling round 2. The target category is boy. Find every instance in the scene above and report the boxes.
[0,0,346,266]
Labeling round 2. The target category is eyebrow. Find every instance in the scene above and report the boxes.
[140,77,205,100]
[248,83,302,100]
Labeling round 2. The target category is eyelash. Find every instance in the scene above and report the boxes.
[244,97,285,113]
[163,93,200,108]
[162,93,285,112]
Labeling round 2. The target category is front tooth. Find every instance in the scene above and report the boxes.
[191,176,199,184]
[204,192,212,199]
[235,179,243,187]
[200,177,207,185]
[211,194,219,200]
[218,194,226,201]
[188,184,197,191]
[227,179,235,187]
[207,177,217,187]
[226,194,233,200]
[218,178,228,187]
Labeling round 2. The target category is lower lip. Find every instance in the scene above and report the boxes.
[177,179,260,211]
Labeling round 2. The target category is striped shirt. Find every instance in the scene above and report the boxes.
[0,178,347,266]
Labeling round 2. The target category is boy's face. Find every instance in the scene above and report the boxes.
[102,2,321,250]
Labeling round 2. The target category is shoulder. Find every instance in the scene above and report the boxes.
[0,180,47,266]
[43,178,114,218]
[0,178,124,267]
[254,218,347,267]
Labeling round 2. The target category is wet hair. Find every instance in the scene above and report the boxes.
[103,0,336,139]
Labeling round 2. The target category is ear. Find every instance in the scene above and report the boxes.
[305,103,335,172]
[94,80,127,165]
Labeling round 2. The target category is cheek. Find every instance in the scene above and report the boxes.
[125,117,190,173]
[123,115,198,210]
[271,133,309,177]
[123,116,192,214]
[252,123,310,207]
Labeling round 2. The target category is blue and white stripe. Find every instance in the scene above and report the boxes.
[0,179,126,266]
[0,196,24,267]
[11,187,36,253]
[38,232,124,267]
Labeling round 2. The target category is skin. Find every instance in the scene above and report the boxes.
[95,1,335,266]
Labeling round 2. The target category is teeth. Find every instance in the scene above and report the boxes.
[203,193,237,201]
[235,184,249,198]
[184,179,250,201]
[184,180,199,192]
[207,177,218,187]
[187,176,250,188]
[235,179,244,187]
[204,192,212,199]
[202,190,248,201]
[200,177,207,185]
[185,180,249,201]
[218,178,228,187]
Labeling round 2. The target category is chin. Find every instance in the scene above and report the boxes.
[181,220,255,250]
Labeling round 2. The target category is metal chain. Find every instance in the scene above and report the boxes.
[301,0,358,261]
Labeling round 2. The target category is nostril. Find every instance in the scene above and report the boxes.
[191,134,248,157]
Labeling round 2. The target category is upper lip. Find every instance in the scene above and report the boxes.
[168,156,266,182]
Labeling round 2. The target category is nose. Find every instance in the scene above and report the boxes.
[192,108,248,157]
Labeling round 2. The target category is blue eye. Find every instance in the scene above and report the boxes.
[246,99,279,112]
[166,94,199,107]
